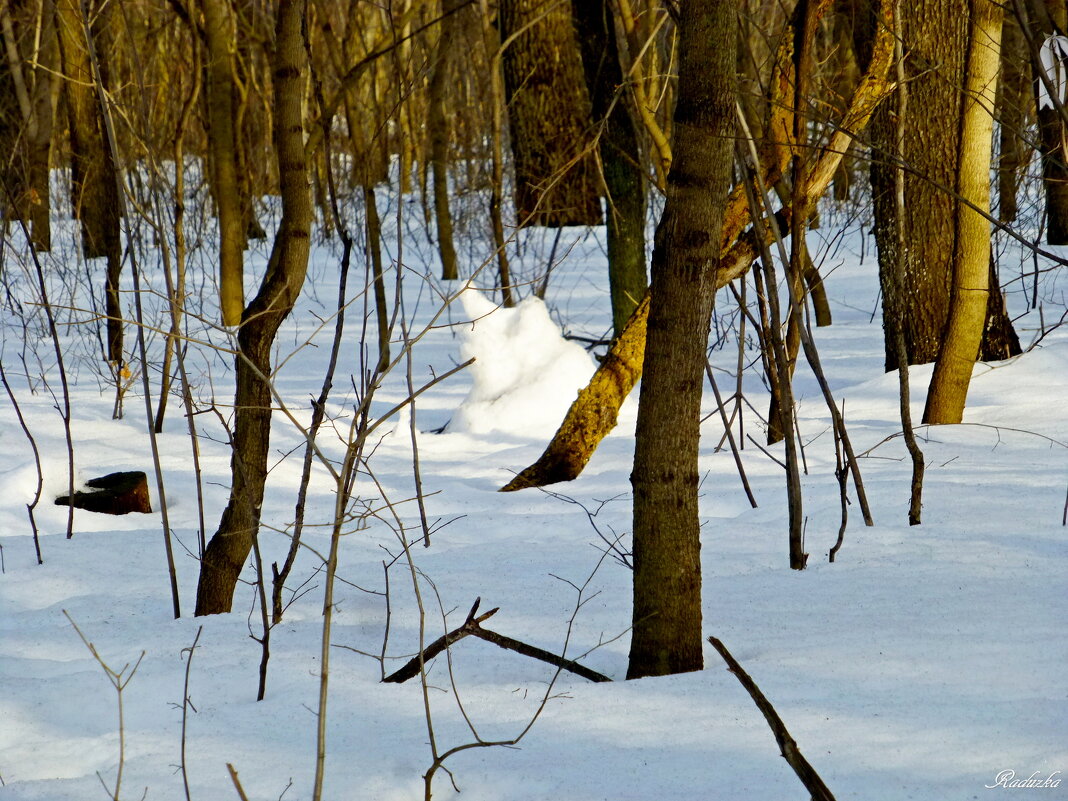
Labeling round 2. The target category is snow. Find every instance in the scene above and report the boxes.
[0,192,1066,801]
[448,287,595,438]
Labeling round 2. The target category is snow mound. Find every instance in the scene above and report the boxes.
[448,288,595,438]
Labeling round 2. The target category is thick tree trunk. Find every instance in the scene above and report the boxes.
[574,0,647,337]
[869,0,966,371]
[196,0,312,616]
[499,0,602,228]
[202,0,245,325]
[627,0,736,680]
[867,0,1019,369]
[924,0,1002,424]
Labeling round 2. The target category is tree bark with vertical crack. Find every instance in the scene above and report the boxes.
[196,0,312,616]
[627,0,736,680]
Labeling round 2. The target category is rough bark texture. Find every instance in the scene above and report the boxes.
[196,0,311,616]
[924,0,1002,424]
[869,0,966,371]
[202,0,245,325]
[865,0,1018,370]
[574,0,647,336]
[499,0,602,228]
[626,0,736,680]
[56,0,123,362]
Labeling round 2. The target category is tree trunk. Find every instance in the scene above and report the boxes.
[500,0,896,493]
[1024,0,1068,243]
[627,0,736,680]
[996,13,1031,223]
[427,0,462,281]
[923,0,1002,424]
[55,0,123,362]
[869,0,966,371]
[498,0,602,228]
[573,0,647,337]
[201,0,245,325]
[196,0,312,616]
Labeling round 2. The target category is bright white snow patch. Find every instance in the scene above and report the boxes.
[447,287,594,438]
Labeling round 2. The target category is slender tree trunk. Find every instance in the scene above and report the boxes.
[201,0,245,325]
[996,14,1030,224]
[628,0,736,680]
[574,0,647,338]
[1023,0,1068,243]
[196,0,312,616]
[55,0,123,363]
[924,0,1003,423]
[498,0,602,228]
[427,0,461,281]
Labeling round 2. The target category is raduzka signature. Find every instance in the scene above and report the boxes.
[986,770,1062,789]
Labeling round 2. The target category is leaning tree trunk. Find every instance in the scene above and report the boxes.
[55,0,123,363]
[627,0,736,680]
[196,0,312,616]
[574,0,647,338]
[923,0,1003,424]
[498,0,602,228]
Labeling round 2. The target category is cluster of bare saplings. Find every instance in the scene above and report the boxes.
[2,1,1066,798]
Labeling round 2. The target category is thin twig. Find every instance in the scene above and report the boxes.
[708,635,837,801]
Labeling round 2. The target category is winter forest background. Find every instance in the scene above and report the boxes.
[0,0,1065,799]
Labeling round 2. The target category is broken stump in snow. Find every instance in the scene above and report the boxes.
[55,471,152,515]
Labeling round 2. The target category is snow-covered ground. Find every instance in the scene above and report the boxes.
[0,190,1065,801]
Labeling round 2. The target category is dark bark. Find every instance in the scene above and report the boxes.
[499,0,602,228]
[627,0,736,680]
[427,0,462,280]
[996,14,1031,224]
[56,0,123,362]
[196,0,312,616]
[573,0,647,337]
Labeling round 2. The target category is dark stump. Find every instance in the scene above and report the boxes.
[55,471,152,515]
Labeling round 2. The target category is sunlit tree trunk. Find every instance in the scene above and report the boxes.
[196,0,312,616]
[628,0,736,680]
[201,0,245,325]
[924,0,1002,424]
